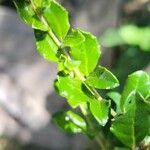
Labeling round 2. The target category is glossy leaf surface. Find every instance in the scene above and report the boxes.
[53,110,87,133]
[90,100,110,126]
[32,0,52,7]
[86,66,119,89]
[43,1,70,40]
[70,31,101,76]
[63,29,85,47]
[121,71,150,112]
[107,92,121,114]
[64,59,81,71]
[34,30,58,61]
[14,0,48,31]
[111,93,150,148]
[55,75,92,108]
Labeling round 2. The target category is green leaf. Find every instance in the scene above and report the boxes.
[90,100,110,126]
[43,1,70,40]
[111,93,150,148]
[107,92,121,114]
[32,0,42,7]
[70,30,101,76]
[121,70,150,112]
[32,0,52,7]
[53,110,87,133]
[86,66,119,89]
[57,56,80,73]
[55,75,92,108]
[62,29,85,47]
[34,30,58,61]
[63,59,81,71]
[14,0,47,31]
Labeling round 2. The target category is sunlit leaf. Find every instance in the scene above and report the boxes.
[107,92,121,114]
[34,30,58,61]
[63,29,85,47]
[111,93,150,148]
[70,30,101,76]
[55,75,92,108]
[14,0,48,31]
[86,66,119,89]
[43,1,70,40]
[90,99,110,126]
[121,70,150,112]
[53,110,87,133]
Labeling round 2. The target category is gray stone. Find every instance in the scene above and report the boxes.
[71,0,120,36]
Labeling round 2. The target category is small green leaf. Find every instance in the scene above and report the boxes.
[32,0,42,7]
[32,0,52,7]
[62,29,85,47]
[90,100,110,126]
[121,70,150,112]
[64,59,81,71]
[34,30,58,61]
[14,0,47,31]
[86,66,119,89]
[53,110,87,133]
[43,1,70,40]
[57,55,81,72]
[111,93,150,148]
[55,75,92,108]
[107,92,121,114]
[67,111,87,130]
[70,30,101,76]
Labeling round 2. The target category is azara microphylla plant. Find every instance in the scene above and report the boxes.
[14,0,150,149]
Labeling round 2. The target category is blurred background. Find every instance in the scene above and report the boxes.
[0,0,150,149]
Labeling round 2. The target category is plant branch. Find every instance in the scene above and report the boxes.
[96,136,106,150]
[29,0,102,101]
[30,0,62,47]
[30,0,105,149]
